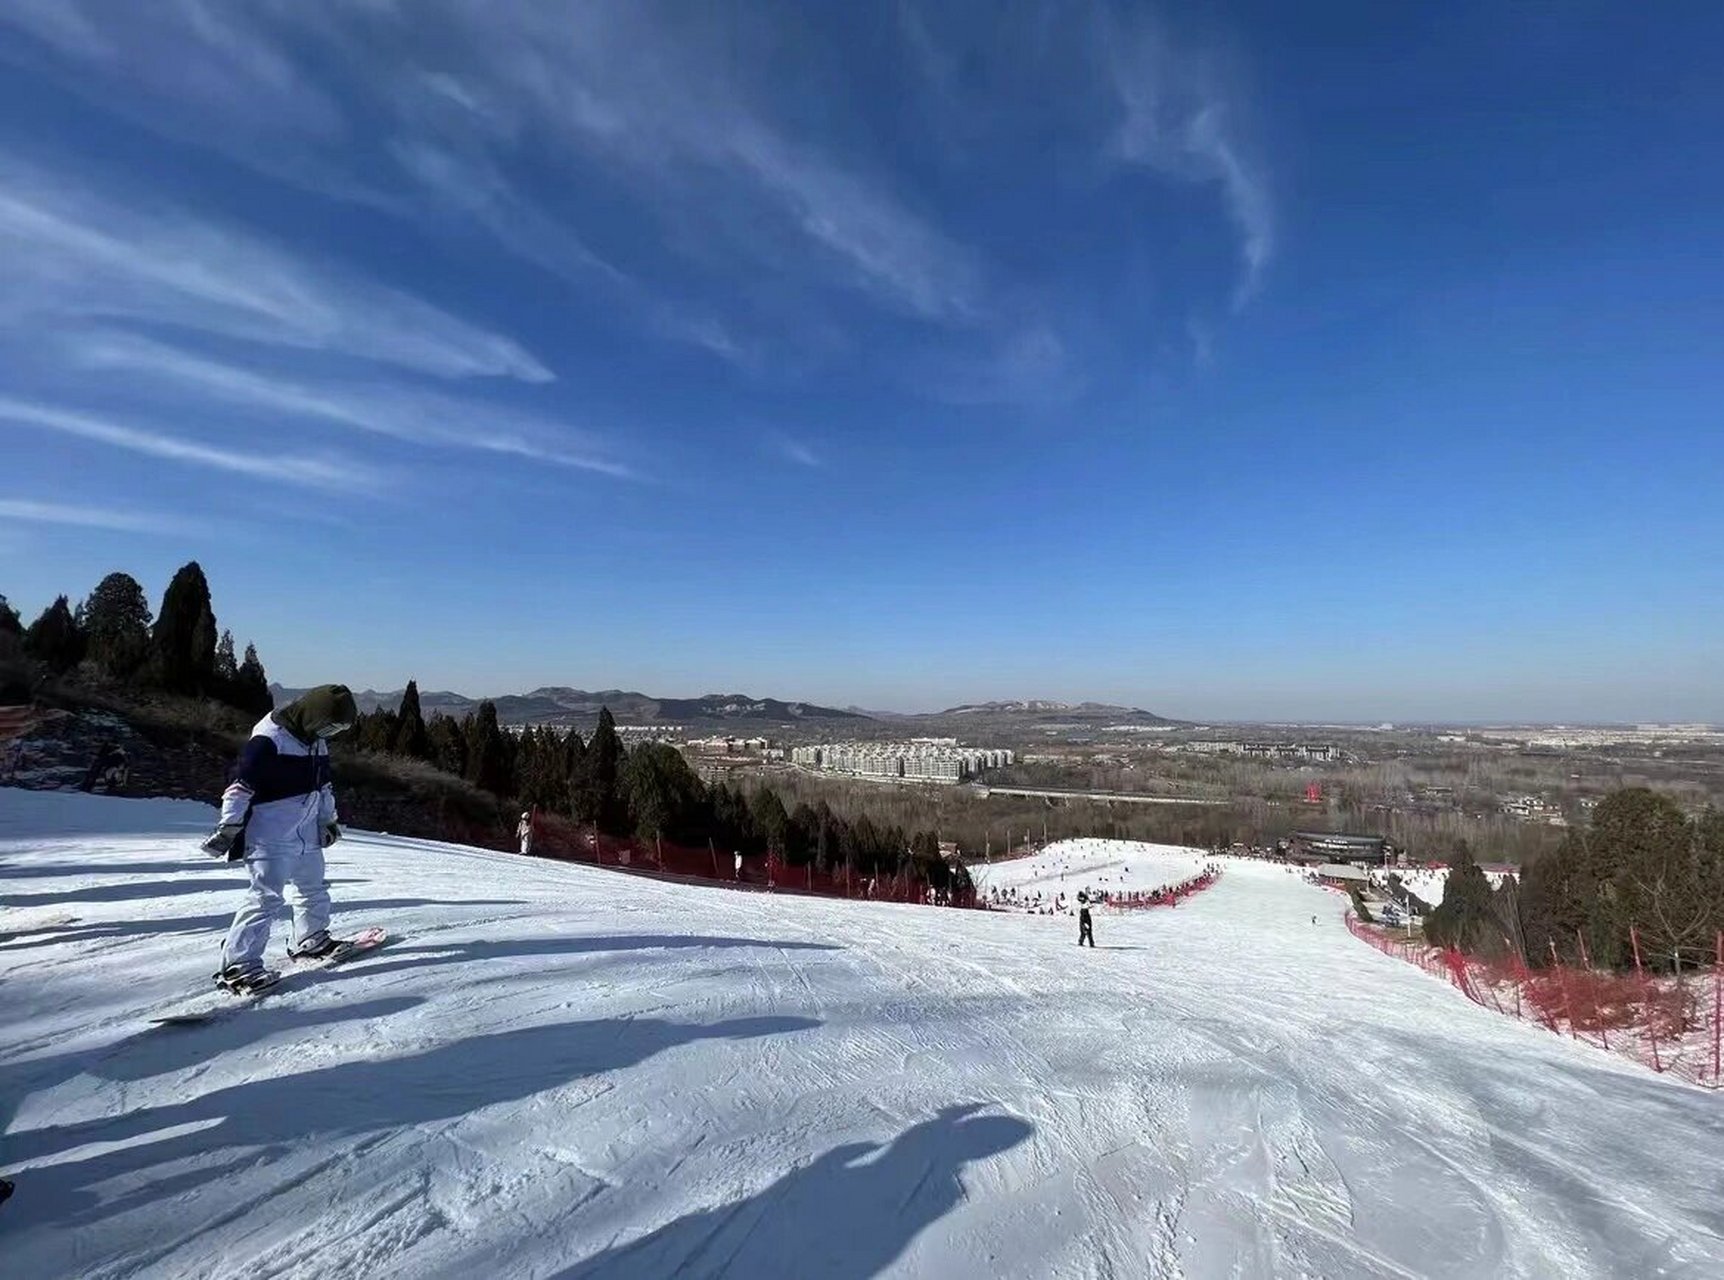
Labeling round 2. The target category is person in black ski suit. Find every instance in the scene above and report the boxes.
[1077,892,1095,947]
[80,739,128,793]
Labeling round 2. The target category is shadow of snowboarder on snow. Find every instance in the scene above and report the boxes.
[560,1103,1034,1279]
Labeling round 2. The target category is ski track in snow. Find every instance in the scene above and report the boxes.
[2,791,1722,1279]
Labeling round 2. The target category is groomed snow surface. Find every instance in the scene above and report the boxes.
[3,794,1722,1279]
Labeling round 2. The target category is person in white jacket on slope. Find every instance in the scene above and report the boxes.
[201,684,358,993]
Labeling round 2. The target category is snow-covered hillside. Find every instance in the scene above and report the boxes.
[1373,865,1515,907]
[971,838,1205,913]
[4,791,1722,1278]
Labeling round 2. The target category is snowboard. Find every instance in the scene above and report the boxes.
[149,927,391,1027]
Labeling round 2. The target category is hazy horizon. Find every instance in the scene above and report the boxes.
[258,672,1720,729]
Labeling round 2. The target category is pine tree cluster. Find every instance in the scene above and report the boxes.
[4,563,272,715]
[346,699,959,886]
[1429,789,1724,973]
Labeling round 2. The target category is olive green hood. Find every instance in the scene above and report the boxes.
[276,684,358,745]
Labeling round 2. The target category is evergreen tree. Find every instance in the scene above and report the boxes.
[1585,788,1691,969]
[153,561,218,693]
[751,788,791,860]
[915,834,952,892]
[515,726,568,812]
[949,858,975,901]
[463,701,514,797]
[427,714,468,777]
[234,643,272,716]
[1425,845,1508,956]
[355,708,399,753]
[81,572,153,678]
[887,825,913,874]
[815,802,839,871]
[23,596,83,673]
[561,729,587,816]
[1620,800,1723,970]
[622,743,707,844]
[394,679,430,760]
[850,814,883,876]
[214,629,239,680]
[1516,836,1590,966]
[574,707,626,834]
[788,802,820,864]
[193,608,217,688]
[709,783,759,855]
[0,594,23,699]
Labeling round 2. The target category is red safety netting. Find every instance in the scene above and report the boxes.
[1345,913,1723,1088]
[517,811,984,909]
[1105,866,1222,911]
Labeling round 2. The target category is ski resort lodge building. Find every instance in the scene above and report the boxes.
[1287,831,1390,866]
[1313,863,1372,892]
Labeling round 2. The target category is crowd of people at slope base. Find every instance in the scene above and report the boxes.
[982,864,1221,918]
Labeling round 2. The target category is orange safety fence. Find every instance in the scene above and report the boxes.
[1105,866,1223,911]
[520,810,984,909]
[1345,913,1723,1088]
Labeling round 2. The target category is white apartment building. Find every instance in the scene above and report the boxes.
[791,742,1013,783]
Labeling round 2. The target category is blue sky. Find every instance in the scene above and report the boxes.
[2,1,1720,722]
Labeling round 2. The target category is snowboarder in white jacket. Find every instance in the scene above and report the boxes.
[517,811,534,855]
[201,684,358,992]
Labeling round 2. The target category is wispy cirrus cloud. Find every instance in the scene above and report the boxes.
[0,155,551,382]
[0,2,985,351]
[1102,13,1273,307]
[0,0,1272,400]
[767,433,822,468]
[386,140,757,369]
[357,3,986,325]
[0,397,375,492]
[0,498,202,535]
[71,334,638,480]
[893,1,1273,315]
[921,325,1083,407]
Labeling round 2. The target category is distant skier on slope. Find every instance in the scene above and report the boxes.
[200,684,359,994]
[517,810,534,855]
[1077,892,1095,947]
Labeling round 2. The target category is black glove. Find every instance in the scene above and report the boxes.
[202,824,245,859]
[321,821,343,848]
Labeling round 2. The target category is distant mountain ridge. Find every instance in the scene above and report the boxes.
[937,700,1176,724]
[269,684,869,727]
[268,686,1177,730]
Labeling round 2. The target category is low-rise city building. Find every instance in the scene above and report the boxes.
[1181,741,1343,762]
[1501,794,1567,825]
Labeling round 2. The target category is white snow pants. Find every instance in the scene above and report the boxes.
[222,842,331,970]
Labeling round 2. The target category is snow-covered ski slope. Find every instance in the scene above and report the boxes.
[4,792,1722,1279]
[1371,866,1514,907]
[972,838,1204,910]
